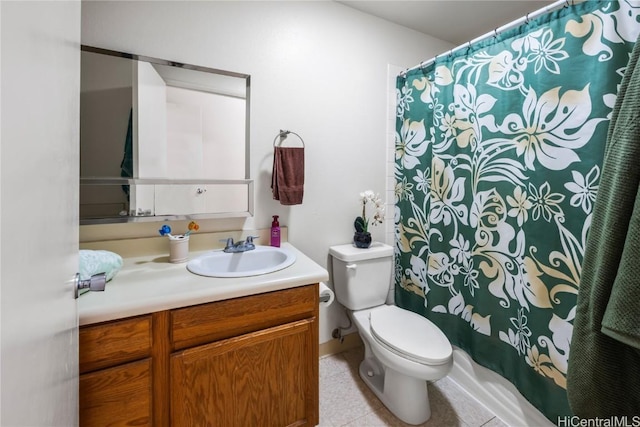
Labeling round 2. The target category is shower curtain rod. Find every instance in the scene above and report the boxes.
[400,0,573,76]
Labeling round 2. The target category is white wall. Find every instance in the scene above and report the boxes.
[81,0,453,342]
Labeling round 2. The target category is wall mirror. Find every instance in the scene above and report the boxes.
[80,45,252,225]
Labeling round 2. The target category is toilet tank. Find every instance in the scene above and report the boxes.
[329,242,393,310]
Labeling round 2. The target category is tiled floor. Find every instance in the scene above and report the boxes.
[319,346,508,427]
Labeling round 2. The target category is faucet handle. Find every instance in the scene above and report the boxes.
[245,236,259,244]
[219,237,234,249]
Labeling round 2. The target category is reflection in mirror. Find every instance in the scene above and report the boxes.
[80,46,251,224]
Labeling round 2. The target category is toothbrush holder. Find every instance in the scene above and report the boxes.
[168,235,190,263]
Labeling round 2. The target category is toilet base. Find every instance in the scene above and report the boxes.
[359,357,431,425]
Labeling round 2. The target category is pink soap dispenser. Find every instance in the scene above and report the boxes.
[270,215,281,247]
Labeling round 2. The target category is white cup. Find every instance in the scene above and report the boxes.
[169,235,190,263]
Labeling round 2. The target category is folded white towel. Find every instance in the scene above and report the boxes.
[79,250,123,282]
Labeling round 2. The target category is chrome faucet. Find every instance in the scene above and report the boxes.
[221,236,259,253]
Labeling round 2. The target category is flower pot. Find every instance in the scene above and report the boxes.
[353,231,372,249]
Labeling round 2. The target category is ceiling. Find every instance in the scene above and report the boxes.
[338,1,556,45]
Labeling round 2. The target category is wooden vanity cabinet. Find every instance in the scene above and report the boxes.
[79,284,319,427]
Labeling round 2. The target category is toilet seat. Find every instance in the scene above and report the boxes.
[369,305,452,365]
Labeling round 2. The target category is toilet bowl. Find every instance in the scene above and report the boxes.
[329,243,453,425]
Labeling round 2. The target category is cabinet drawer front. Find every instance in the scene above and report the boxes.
[171,284,317,350]
[80,358,152,427]
[80,315,152,373]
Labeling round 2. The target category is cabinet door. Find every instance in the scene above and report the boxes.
[79,359,152,427]
[171,319,318,427]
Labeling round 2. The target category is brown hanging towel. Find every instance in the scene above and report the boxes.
[271,130,305,205]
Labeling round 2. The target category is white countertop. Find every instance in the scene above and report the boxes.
[78,243,329,326]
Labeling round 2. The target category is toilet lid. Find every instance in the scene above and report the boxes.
[369,305,452,365]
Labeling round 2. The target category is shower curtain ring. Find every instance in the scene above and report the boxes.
[525,13,530,24]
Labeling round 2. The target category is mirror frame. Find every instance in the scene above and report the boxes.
[79,45,252,225]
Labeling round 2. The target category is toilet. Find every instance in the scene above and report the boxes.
[329,242,453,425]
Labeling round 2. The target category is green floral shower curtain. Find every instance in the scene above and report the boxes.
[394,1,639,421]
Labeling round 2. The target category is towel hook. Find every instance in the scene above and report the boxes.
[273,129,305,147]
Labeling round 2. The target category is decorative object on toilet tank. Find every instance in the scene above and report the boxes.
[353,228,372,249]
[353,190,384,248]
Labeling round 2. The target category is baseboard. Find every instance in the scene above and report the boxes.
[319,333,363,357]
[448,347,554,427]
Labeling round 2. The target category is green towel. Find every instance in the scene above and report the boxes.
[567,34,640,418]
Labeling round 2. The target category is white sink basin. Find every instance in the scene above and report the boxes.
[186,246,296,278]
